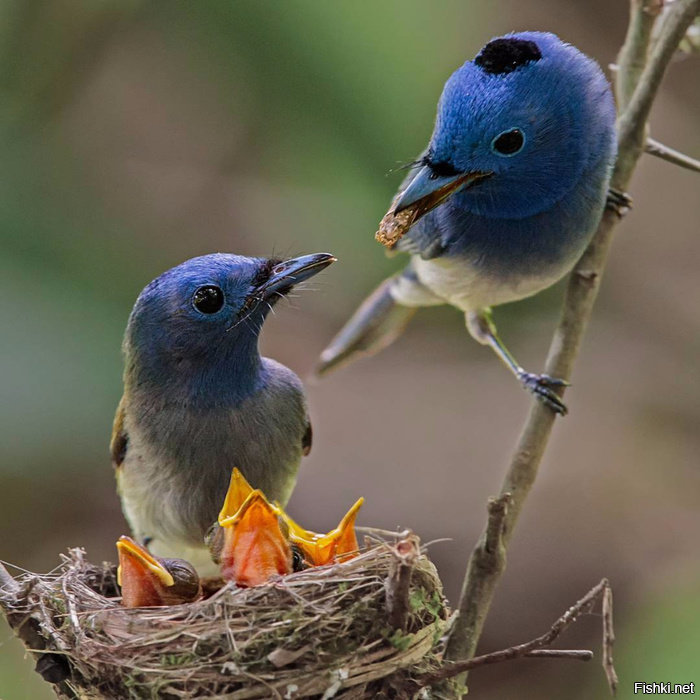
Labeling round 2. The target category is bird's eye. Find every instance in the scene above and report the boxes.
[491,128,525,156]
[291,545,308,572]
[192,286,225,314]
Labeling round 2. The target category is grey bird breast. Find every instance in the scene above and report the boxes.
[117,359,308,550]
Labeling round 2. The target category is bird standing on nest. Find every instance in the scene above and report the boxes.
[317,33,618,415]
[112,253,336,576]
[116,536,201,607]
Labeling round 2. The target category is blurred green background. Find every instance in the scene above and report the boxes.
[0,1,698,698]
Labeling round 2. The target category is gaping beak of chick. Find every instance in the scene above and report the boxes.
[218,467,255,524]
[392,164,492,224]
[117,535,175,608]
[253,253,337,301]
[282,497,364,567]
[218,490,291,587]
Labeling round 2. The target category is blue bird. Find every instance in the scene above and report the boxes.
[112,252,335,575]
[317,32,617,415]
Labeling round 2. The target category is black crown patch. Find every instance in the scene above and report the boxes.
[474,38,542,75]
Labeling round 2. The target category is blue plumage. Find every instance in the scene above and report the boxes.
[318,32,617,414]
[113,252,335,575]
[126,255,269,404]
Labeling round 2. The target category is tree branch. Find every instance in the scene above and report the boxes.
[419,579,612,688]
[384,535,420,630]
[645,137,700,172]
[444,0,699,687]
[616,0,700,179]
[616,0,663,110]
[526,649,593,660]
[441,494,510,664]
[0,561,19,597]
[602,580,618,693]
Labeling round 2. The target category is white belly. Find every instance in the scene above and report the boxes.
[116,431,220,577]
[118,464,220,577]
[411,255,568,312]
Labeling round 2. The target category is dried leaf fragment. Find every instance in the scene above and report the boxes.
[375,201,419,248]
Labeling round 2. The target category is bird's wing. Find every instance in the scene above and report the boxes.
[302,419,312,456]
[110,397,129,469]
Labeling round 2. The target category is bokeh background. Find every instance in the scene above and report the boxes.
[0,1,698,698]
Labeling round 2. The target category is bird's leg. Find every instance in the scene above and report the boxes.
[605,188,632,217]
[466,309,569,416]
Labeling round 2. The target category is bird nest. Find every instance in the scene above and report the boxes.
[1,532,453,699]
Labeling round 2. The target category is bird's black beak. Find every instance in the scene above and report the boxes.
[393,165,492,221]
[254,253,337,300]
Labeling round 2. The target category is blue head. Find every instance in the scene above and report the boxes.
[395,32,616,221]
[123,253,335,400]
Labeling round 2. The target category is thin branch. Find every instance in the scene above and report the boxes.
[442,494,510,664]
[433,648,593,678]
[419,579,612,687]
[444,0,699,688]
[617,0,700,176]
[384,535,420,630]
[603,582,618,694]
[616,0,663,110]
[483,493,511,555]
[0,561,19,597]
[619,5,700,180]
[527,649,593,660]
[645,137,700,172]
[653,3,700,54]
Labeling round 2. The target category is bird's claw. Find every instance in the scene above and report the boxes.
[605,188,632,217]
[517,371,569,416]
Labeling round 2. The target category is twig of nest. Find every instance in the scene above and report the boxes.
[0,533,452,699]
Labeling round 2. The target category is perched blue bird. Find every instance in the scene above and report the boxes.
[112,252,335,575]
[317,32,617,414]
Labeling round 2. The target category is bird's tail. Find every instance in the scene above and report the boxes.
[315,265,442,376]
